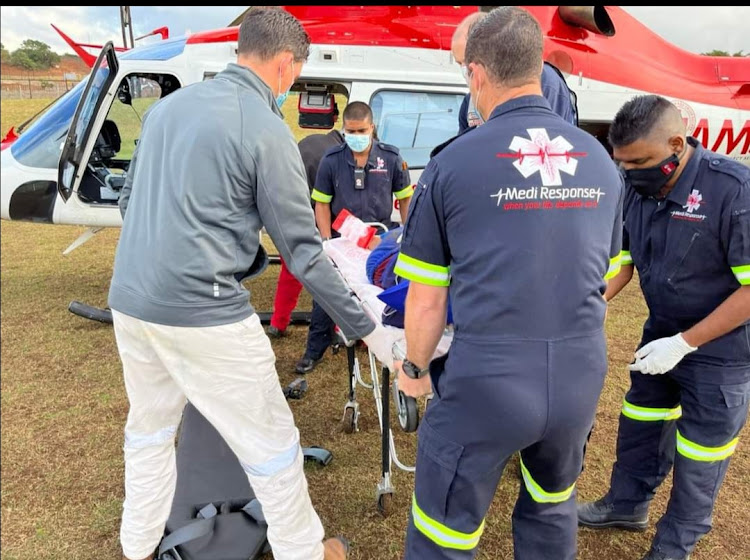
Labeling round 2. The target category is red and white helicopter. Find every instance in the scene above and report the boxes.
[1,5,748,246]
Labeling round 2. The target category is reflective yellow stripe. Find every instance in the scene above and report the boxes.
[621,251,633,266]
[519,458,576,503]
[676,430,738,462]
[621,399,682,422]
[394,253,450,287]
[311,189,332,203]
[604,253,622,280]
[411,495,484,550]
[731,264,750,285]
[394,185,414,200]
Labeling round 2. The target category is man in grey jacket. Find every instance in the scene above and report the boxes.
[109,8,373,560]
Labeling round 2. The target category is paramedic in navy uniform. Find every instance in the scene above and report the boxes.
[393,7,624,560]
[577,95,750,560]
[450,11,578,134]
[295,101,413,374]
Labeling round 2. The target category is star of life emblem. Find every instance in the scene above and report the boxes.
[684,189,703,213]
[497,128,586,187]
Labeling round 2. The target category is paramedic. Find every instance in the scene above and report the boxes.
[577,95,750,560]
[450,12,578,133]
[394,7,624,559]
[109,7,373,560]
[294,101,413,374]
[267,111,345,338]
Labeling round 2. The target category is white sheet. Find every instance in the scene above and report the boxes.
[323,237,453,368]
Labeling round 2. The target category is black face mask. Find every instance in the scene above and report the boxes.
[623,154,680,198]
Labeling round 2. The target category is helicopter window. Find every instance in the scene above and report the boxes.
[370,90,465,169]
[77,73,181,205]
[10,80,86,170]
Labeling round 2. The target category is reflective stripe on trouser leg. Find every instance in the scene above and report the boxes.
[113,310,188,560]
[411,495,485,551]
[144,313,326,560]
[403,416,497,560]
[608,372,681,510]
[513,456,579,560]
[652,374,750,559]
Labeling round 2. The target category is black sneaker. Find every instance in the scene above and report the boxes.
[295,356,323,374]
[267,325,287,339]
[577,497,649,531]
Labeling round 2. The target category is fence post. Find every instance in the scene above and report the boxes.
[28,76,32,99]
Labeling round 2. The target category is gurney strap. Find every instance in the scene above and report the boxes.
[158,503,217,556]
[241,499,267,526]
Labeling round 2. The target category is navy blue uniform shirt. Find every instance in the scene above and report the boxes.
[396,95,623,340]
[311,140,412,228]
[622,137,750,364]
[458,62,578,134]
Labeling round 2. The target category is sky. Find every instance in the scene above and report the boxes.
[0,6,748,57]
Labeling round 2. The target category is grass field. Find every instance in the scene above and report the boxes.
[1,98,749,560]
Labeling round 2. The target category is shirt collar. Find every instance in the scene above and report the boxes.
[215,62,282,119]
[666,137,703,206]
[487,95,553,121]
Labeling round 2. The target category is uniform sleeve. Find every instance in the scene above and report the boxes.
[393,159,450,287]
[458,93,470,135]
[311,156,333,203]
[724,182,750,286]
[604,182,625,280]
[392,155,413,200]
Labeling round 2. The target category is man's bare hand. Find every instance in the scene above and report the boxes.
[394,360,432,398]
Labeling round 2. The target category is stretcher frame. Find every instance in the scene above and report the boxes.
[323,232,452,517]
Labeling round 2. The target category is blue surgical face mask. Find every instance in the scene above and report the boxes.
[276,61,294,108]
[345,133,371,153]
[466,65,486,126]
[467,95,485,127]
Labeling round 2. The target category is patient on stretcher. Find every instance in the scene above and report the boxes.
[365,227,406,328]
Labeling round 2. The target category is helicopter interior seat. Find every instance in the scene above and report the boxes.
[79,119,127,204]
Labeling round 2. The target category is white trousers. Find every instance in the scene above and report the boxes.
[112,310,325,560]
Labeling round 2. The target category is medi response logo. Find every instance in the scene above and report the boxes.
[490,128,602,211]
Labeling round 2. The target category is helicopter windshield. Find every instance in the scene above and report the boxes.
[10,78,87,170]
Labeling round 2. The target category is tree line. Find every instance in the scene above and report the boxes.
[0,39,747,72]
[1,40,63,71]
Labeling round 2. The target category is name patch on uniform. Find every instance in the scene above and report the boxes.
[490,186,605,211]
[370,156,389,174]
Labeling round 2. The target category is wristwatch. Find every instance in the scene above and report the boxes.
[402,358,429,379]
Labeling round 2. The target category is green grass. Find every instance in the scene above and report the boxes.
[2,98,749,560]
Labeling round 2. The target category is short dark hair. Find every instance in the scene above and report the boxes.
[465,6,543,88]
[608,95,677,147]
[343,101,373,123]
[237,7,310,62]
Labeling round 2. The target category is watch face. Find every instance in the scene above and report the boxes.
[404,360,424,379]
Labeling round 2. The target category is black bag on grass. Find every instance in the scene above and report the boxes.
[157,403,270,560]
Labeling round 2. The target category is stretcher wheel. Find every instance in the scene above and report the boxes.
[377,492,393,517]
[342,406,357,434]
[393,378,419,433]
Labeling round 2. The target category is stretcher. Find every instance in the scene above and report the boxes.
[322,235,453,517]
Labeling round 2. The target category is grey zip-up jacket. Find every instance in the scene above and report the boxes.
[108,62,375,340]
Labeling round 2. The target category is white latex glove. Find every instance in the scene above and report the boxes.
[628,333,697,375]
[361,326,399,371]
